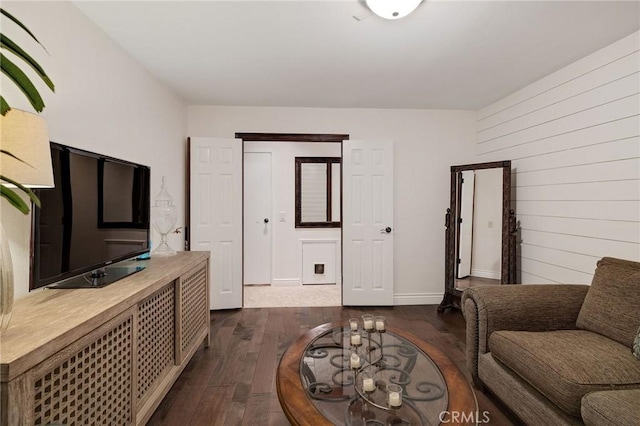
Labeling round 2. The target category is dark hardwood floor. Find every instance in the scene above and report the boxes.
[148,306,519,425]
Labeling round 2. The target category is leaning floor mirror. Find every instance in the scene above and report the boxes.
[438,160,518,312]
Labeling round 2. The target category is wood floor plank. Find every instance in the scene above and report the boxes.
[185,355,221,389]
[246,308,269,353]
[232,352,259,404]
[268,359,285,414]
[268,410,290,426]
[250,312,281,394]
[190,385,236,426]
[209,319,236,358]
[211,331,252,386]
[220,401,247,426]
[241,393,271,426]
[147,383,206,425]
[149,305,519,425]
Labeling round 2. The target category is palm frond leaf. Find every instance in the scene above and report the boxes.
[0,95,9,115]
[0,52,45,112]
[0,174,41,208]
[0,185,31,214]
[0,8,46,50]
[1,34,54,91]
[0,8,51,214]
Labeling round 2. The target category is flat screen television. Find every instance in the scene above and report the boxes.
[30,142,151,289]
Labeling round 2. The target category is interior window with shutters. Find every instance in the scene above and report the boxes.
[295,157,340,228]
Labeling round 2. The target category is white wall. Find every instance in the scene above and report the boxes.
[1,2,187,298]
[190,106,478,304]
[476,31,640,284]
[244,141,341,286]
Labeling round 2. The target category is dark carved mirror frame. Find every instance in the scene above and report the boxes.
[438,160,518,312]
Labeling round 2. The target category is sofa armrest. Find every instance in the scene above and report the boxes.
[462,284,589,386]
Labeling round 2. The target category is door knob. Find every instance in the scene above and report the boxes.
[264,218,269,224]
[380,227,392,234]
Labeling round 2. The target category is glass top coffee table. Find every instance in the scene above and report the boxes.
[277,321,478,425]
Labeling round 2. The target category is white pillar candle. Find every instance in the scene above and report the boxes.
[362,377,375,392]
[349,319,358,331]
[350,333,361,346]
[350,353,361,369]
[388,391,401,407]
[363,319,374,330]
[375,320,385,331]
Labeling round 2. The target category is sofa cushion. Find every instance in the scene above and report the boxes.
[582,389,640,426]
[489,329,640,417]
[576,257,640,347]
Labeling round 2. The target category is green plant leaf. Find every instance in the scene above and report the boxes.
[0,174,41,208]
[0,95,9,115]
[0,9,45,50]
[1,34,54,91]
[0,185,30,214]
[0,8,50,215]
[0,52,45,112]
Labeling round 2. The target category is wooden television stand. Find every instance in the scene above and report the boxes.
[0,251,210,425]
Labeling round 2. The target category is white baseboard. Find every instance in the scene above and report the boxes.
[272,278,301,287]
[471,269,501,280]
[393,293,444,306]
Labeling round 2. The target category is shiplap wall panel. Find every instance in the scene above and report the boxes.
[477,31,640,284]
[513,137,639,173]
[478,33,640,120]
[520,257,595,284]
[515,200,639,222]
[521,230,639,260]
[517,180,638,201]
[478,52,640,131]
[479,95,640,154]
[516,158,639,186]
[521,271,557,284]
[520,216,639,243]
[520,244,600,276]
[479,73,639,141]
[499,118,638,160]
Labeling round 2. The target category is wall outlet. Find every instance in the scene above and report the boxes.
[279,211,286,222]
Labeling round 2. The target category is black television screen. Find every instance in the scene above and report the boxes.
[30,142,150,289]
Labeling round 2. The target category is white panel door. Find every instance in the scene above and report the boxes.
[190,137,242,310]
[243,152,272,285]
[457,171,475,278]
[342,140,394,306]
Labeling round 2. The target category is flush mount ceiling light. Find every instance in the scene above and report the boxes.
[365,0,423,20]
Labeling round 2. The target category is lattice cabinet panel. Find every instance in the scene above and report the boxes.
[137,284,175,404]
[31,314,133,426]
[178,265,208,361]
[2,254,211,426]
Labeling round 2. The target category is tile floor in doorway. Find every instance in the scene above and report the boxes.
[244,283,341,307]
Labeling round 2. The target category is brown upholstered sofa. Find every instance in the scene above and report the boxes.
[462,257,640,425]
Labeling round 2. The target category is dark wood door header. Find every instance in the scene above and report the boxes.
[235,133,349,142]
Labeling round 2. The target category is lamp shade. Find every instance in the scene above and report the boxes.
[0,109,54,188]
[366,0,423,20]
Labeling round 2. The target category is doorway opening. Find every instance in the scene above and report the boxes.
[188,135,394,309]
[237,133,348,308]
